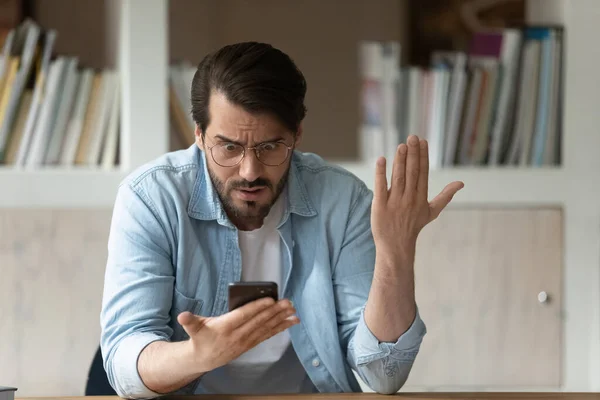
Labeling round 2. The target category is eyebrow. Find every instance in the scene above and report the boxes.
[214,134,285,145]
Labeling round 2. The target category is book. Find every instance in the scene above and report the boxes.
[0,18,122,168]
[0,387,17,400]
[385,22,563,168]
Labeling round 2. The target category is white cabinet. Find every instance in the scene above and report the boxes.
[406,208,562,389]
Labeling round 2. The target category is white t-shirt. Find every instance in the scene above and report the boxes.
[198,194,314,394]
[232,192,291,364]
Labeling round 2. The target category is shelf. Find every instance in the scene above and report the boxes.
[334,161,566,206]
[0,161,567,208]
[0,167,127,208]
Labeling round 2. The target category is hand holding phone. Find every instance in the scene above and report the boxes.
[177,289,298,376]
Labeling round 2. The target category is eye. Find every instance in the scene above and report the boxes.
[260,142,278,151]
[222,143,240,152]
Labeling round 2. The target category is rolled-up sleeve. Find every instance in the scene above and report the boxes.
[108,332,165,398]
[100,182,175,399]
[347,307,426,394]
[333,182,426,394]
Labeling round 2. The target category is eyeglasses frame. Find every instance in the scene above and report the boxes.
[203,137,295,167]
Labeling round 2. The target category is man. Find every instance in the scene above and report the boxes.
[100,42,463,398]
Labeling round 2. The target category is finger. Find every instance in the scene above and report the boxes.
[373,157,388,206]
[177,311,207,336]
[417,139,429,204]
[239,301,297,348]
[428,181,465,221]
[240,304,297,344]
[405,135,420,197]
[245,314,300,350]
[390,144,407,198]
[218,296,277,330]
[237,299,295,337]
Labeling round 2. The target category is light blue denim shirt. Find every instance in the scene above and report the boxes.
[100,145,426,398]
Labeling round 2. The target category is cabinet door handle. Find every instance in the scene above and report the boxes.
[538,291,549,303]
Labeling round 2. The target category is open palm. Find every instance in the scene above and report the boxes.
[370,135,464,257]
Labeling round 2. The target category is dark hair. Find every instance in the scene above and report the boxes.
[191,42,307,137]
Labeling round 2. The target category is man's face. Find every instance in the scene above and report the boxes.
[196,91,302,230]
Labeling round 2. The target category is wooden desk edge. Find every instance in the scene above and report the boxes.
[15,393,600,400]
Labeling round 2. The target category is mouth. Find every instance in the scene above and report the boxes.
[235,187,267,201]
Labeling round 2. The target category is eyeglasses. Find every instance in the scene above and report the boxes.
[205,139,294,167]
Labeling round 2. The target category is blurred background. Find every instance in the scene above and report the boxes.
[1,0,599,396]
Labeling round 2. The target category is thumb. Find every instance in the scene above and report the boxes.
[177,311,206,336]
[428,181,464,221]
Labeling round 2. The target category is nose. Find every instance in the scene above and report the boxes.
[238,149,263,182]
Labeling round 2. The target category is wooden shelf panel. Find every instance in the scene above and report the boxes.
[0,162,568,208]
[334,161,566,205]
[0,168,126,208]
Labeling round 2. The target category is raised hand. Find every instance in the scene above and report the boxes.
[371,135,464,259]
[177,297,299,375]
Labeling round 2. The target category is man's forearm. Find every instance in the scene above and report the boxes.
[137,340,204,394]
[364,242,417,342]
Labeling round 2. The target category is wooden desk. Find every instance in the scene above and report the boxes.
[16,394,600,400]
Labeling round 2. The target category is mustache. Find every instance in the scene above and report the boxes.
[229,178,272,190]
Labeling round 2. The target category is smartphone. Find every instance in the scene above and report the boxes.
[228,281,278,311]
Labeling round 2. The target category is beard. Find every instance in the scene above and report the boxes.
[207,164,290,227]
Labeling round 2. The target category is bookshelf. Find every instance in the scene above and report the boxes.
[0,0,568,209]
[0,0,572,209]
[0,0,598,393]
[0,0,169,208]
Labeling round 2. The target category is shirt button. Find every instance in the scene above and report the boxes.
[312,358,320,367]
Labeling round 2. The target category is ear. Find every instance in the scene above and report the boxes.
[195,124,204,150]
[294,123,303,148]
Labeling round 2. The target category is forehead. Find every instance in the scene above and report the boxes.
[207,91,291,143]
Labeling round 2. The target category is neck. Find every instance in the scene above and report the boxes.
[233,216,264,231]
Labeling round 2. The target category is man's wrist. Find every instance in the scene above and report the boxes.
[375,239,416,272]
[184,339,208,376]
